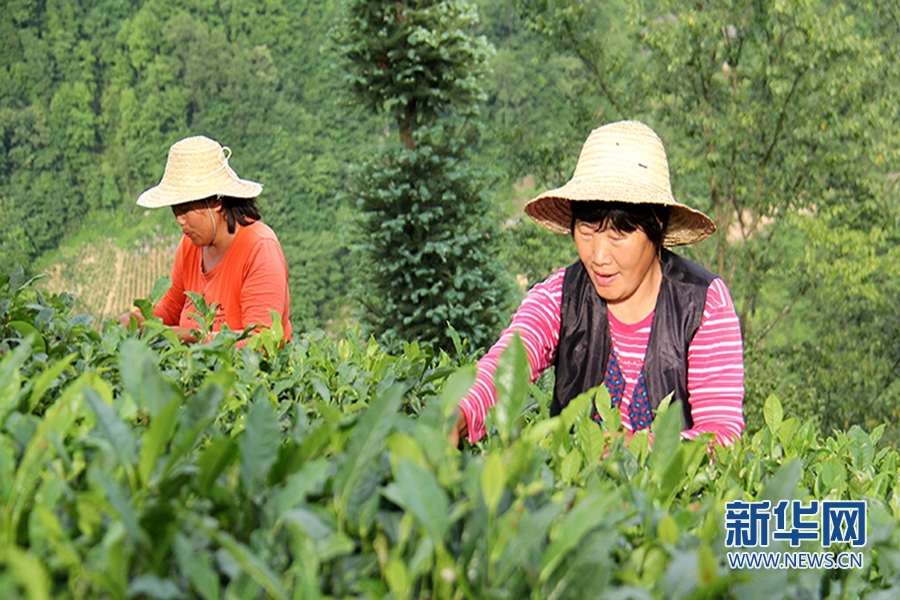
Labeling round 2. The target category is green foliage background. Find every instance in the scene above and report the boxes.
[0,0,358,332]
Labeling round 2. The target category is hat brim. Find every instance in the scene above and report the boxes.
[525,192,716,247]
[137,178,262,208]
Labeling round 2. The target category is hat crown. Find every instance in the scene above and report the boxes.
[523,120,716,246]
[569,121,674,205]
[160,136,230,187]
[136,135,263,208]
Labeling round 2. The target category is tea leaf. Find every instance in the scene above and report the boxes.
[182,372,228,429]
[334,383,403,522]
[0,342,29,425]
[439,363,476,419]
[577,415,605,463]
[274,459,330,517]
[283,507,354,561]
[384,558,412,600]
[240,396,282,494]
[91,468,145,546]
[151,276,173,305]
[490,333,530,444]
[495,501,566,584]
[776,417,800,451]
[86,388,137,473]
[7,373,88,536]
[383,458,450,545]
[560,390,592,431]
[819,456,847,495]
[27,352,76,412]
[138,397,181,486]
[196,520,287,600]
[7,321,45,354]
[3,546,51,600]
[593,385,619,432]
[654,447,686,506]
[628,430,651,466]
[870,424,886,446]
[649,398,682,479]
[763,395,784,434]
[119,339,177,417]
[543,526,616,598]
[540,491,617,582]
[761,460,801,504]
[184,291,210,317]
[481,451,506,516]
[128,575,181,600]
[269,308,284,343]
[133,299,154,321]
[387,433,427,471]
[196,437,239,493]
[0,438,14,506]
[7,265,24,292]
[847,427,875,469]
[560,450,583,485]
[698,541,718,584]
[658,515,679,545]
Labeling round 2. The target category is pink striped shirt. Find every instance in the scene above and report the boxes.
[458,267,745,445]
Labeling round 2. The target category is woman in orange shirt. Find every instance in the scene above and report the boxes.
[118,136,292,343]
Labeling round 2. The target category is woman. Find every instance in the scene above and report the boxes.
[453,121,744,446]
[118,135,292,343]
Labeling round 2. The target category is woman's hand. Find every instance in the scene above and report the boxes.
[117,311,199,344]
[448,410,468,448]
[169,326,199,344]
[600,430,634,459]
[117,310,145,328]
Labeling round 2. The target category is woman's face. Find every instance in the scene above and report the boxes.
[573,218,661,307]
[172,200,223,247]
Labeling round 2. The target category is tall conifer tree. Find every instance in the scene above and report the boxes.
[333,0,511,350]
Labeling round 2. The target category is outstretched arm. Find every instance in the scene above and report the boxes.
[682,277,745,445]
[456,269,565,443]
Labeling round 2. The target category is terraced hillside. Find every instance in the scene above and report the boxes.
[39,230,179,325]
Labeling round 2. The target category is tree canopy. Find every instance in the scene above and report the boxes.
[332,0,513,350]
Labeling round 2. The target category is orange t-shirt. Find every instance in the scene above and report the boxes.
[154,221,292,340]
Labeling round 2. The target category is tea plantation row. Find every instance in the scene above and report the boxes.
[1,267,899,599]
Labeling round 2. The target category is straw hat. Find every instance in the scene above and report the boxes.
[524,121,715,246]
[136,136,263,208]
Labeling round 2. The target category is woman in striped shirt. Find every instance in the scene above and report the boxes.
[452,121,744,446]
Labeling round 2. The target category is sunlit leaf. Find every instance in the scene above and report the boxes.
[763,395,783,434]
[383,458,450,544]
[240,397,282,494]
[481,451,506,516]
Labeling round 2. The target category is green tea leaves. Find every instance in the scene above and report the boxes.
[240,396,281,495]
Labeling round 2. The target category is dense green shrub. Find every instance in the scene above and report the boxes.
[332,0,514,351]
[2,268,900,599]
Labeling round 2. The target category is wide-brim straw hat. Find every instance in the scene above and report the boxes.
[524,120,715,246]
[136,135,263,208]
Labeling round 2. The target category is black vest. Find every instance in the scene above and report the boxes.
[550,249,716,429]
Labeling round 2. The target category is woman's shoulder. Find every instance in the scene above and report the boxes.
[661,250,718,285]
[235,221,282,248]
[528,266,567,297]
[704,277,736,312]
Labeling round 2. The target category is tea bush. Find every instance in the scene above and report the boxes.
[1,267,899,599]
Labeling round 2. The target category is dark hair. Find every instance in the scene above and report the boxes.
[569,201,670,251]
[217,196,262,234]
